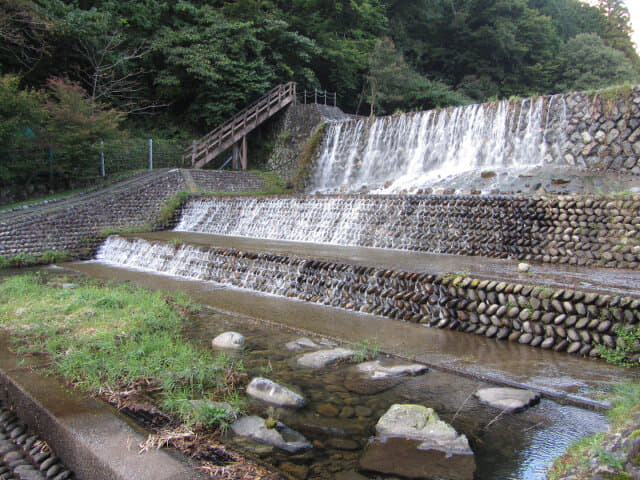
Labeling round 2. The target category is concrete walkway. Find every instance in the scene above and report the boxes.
[0,340,205,480]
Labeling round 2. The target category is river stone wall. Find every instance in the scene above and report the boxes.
[0,169,270,260]
[563,86,640,173]
[177,194,640,270]
[100,235,640,359]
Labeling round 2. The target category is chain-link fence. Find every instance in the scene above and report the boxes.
[0,138,187,189]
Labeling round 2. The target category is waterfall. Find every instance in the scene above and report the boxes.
[310,95,568,193]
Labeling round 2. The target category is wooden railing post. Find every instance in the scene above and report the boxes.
[314,88,317,104]
[191,140,197,167]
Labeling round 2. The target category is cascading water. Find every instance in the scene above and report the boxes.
[310,95,568,193]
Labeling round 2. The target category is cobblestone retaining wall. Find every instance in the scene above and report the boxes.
[0,169,269,259]
[563,86,640,173]
[177,194,640,269]
[100,235,640,359]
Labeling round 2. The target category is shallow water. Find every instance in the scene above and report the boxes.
[186,308,607,480]
[50,262,617,479]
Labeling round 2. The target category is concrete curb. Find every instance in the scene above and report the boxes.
[0,341,205,480]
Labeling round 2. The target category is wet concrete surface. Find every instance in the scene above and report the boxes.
[0,338,205,480]
[130,232,640,297]
[67,262,636,408]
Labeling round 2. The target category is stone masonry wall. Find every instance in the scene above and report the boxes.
[562,86,640,174]
[178,194,640,269]
[0,169,270,260]
[103,235,640,359]
[267,104,353,184]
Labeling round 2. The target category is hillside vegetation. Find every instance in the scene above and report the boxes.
[1,0,639,187]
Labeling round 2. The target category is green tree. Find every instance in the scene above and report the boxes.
[43,77,124,178]
[556,33,639,92]
[597,0,639,66]
[0,74,46,186]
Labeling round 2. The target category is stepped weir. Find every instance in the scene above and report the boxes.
[78,87,640,479]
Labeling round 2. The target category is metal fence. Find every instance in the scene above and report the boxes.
[0,138,186,188]
[297,88,338,107]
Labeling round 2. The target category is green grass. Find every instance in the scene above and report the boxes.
[352,338,381,363]
[156,190,192,227]
[0,273,243,430]
[0,251,72,269]
[548,381,640,479]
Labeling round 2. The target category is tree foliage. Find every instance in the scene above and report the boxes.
[0,0,638,143]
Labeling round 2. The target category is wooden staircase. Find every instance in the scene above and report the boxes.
[185,82,297,169]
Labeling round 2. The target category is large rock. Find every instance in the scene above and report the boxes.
[474,387,541,413]
[297,348,355,368]
[344,360,428,395]
[211,331,245,349]
[356,360,428,379]
[360,404,475,480]
[230,416,312,454]
[285,337,321,351]
[246,377,306,408]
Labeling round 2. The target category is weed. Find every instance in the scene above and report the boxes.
[352,338,380,363]
[156,191,191,227]
[0,251,72,270]
[597,324,640,367]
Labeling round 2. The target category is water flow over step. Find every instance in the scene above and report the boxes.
[311,95,567,193]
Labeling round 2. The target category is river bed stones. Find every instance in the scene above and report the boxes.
[474,387,542,413]
[211,331,245,349]
[360,404,475,480]
[230,416,312,454]
[246,377,306,408]
[297,348,355,368]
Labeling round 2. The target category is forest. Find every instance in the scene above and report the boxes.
[1,0,639,186]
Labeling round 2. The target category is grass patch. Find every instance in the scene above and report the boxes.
[156,190,192,227]
[0,273,243,430]
[548,381,640,479]
[0,251,72,269]
[288,122,327,192]
[352,338,380,363]
[597,324,640,368]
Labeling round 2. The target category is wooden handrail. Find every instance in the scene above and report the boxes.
[186,82,297,168]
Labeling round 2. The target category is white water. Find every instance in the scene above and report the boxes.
[311,96,567,193]
[95,235,293,293]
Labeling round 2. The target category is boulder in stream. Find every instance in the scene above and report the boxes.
[285,337,321,351]
[211,331,245,349]
[246,377,306,408]
[474,387,541,413]
[356,360,428,379]
[297,348,355,368]
[360,404,475,480]
[230,416,312,454]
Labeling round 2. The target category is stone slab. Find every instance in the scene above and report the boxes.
[474,387,542,413]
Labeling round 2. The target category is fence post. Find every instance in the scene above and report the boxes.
[48,149,54,186]
[314,88,317,104]
[100,140,105,177]
[191,140,197,167]
[304,90,307,104]
[334,92,337,107]
[148,138,153,170]
[324,90,327,105]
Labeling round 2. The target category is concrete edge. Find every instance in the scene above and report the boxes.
[0,341,206,480]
